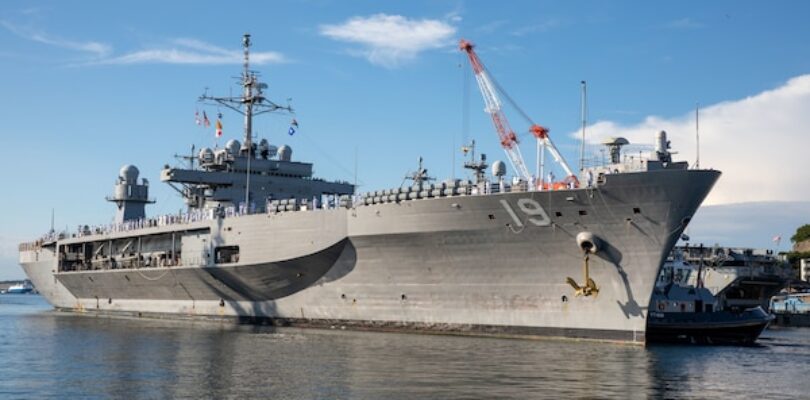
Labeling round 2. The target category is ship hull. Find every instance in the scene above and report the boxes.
[647,308,773,345]
[20,168,720,344]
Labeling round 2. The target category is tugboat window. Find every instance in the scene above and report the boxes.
[215,246,240,264]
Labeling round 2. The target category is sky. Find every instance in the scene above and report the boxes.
[2,1,810,280]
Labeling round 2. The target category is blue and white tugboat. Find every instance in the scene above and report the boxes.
[5,281,34,294]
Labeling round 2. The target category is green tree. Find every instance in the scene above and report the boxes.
[791,224,810,243]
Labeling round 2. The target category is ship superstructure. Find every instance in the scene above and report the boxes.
[661,245,792,312]
[163,34,353,213]
[19,35,720,344]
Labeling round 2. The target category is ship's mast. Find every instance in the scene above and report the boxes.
[242,34,254,149]
[198,34,293,209]
[243,34,252,209]
[462,140,488,184]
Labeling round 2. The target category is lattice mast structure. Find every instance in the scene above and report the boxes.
[198,34,293,206]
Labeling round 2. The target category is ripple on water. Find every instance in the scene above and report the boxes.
[0,296,809,399]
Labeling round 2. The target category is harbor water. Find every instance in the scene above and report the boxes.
[1,295,808,399]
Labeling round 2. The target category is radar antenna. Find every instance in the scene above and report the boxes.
[405,157,435,191]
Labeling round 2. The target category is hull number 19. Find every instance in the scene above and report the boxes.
[499,198,552,227]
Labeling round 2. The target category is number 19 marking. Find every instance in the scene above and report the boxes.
[499,198,552,227]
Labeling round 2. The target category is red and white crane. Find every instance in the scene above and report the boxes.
[459,39,578,187]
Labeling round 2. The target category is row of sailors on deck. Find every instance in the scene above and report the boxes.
[75,208,220,237]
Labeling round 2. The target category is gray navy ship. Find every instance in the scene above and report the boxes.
[18,35,720,344]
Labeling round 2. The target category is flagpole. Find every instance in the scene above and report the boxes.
[354,146,358,189]
[695,103,700,169]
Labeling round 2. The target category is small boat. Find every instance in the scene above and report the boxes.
[770,291,810,327]
[646,255,773,345]
[5,281,34,294]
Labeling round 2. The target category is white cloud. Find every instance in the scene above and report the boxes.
[320,14,457,67]
[97,38,286,65]
[568,74,810,205]
[444,9,463,24]
[0,22,285,66]
[1,20,111,56]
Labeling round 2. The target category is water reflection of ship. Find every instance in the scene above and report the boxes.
[13,306,808,398]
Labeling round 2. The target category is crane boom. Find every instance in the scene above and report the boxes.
[530,125,576,179]
[460,39,532,181]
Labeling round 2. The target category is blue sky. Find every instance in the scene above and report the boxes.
[2,1,810,279]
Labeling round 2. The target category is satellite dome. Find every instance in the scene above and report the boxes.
[214,149,228,164]
[491,160,507,177]
[119,164,139,183]
[225,139,241,157]
[198,147,214,164]
[278,145,292,161]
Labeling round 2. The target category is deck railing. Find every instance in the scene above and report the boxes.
[22,175,597,248]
